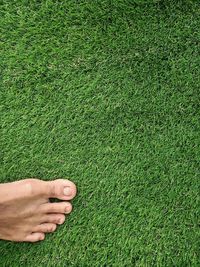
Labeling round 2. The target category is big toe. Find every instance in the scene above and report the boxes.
[45,179,77,200]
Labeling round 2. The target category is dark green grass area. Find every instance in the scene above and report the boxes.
[0,0,200,266]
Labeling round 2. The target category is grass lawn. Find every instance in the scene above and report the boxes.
[0,0,199,266]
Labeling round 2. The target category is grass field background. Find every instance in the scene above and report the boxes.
[0,0,199,266]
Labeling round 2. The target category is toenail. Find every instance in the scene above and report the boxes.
[58,218,64,224]
[63,187,72,196]
[65,205,70,213]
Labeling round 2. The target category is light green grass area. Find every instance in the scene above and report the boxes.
[0,0,200,266]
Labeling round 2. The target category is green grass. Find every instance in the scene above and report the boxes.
[0,0,200,266]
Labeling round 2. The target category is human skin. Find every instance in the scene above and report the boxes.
[0,178,77,242]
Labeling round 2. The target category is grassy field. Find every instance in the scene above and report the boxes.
[0,0,199,266]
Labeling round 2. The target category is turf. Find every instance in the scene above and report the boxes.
[0,0,200,266]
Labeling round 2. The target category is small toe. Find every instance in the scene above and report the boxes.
[41,202,72,214]
[25,232,45,242]
[33,223,57,233]
[42,214,66,225]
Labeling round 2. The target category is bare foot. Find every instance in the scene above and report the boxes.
[0,178,77,242]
